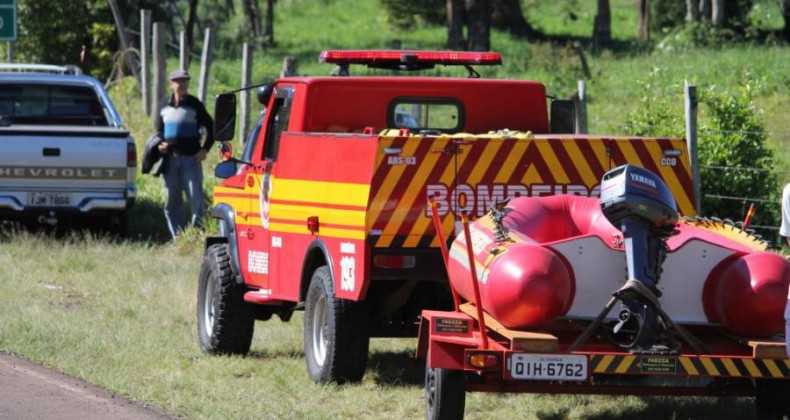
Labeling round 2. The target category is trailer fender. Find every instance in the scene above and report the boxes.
[208,203,244,285]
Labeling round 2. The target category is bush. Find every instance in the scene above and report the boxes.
[624,71,779,240]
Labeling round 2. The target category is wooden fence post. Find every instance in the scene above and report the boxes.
[179,30,188,70]
[575,80,588,134]
[152,22,166,128]
[280,56,297,78]
[685,82,700,214]
[198,27,214,103]
[239,43,253,146]
[140,9,152,116]
[108,0,140,86]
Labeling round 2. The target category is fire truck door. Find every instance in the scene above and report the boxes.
[244,87,293,291]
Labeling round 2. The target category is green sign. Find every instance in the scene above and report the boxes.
[0,0,16,42]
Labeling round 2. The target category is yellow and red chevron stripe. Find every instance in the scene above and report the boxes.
[590,354,790,378]
[367,133,695,249]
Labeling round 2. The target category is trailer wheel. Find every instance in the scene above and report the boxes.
[197,243,255,355]
[756,379,790,419]
[304,265,369,384]
[425,366,466,420]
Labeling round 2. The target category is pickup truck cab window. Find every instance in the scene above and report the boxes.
[388,98,463,133]
[0,83,109,126]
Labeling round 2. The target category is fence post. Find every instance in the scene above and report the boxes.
[239,43,253,146]
[198,28,214,103]
[575,80,588,134]
[152,22,166,128]
[685,82,700,214]
[108,0,140,86]
[280,56,297,78]
[140,9,152,116]
[179,30,188,70]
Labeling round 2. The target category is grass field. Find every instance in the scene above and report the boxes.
[1,0,788,418]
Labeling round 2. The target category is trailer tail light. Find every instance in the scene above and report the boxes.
[373,255,416,269]
[319,50,502,66]
[127,143,137,167]
[468,352,499,369]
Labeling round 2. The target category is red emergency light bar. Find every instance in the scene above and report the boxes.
[319,50,502,66]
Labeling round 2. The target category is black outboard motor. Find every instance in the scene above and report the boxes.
[599,164,678,351]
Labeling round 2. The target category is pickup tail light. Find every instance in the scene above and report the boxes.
[373,255,416,269]
[127,143,137,167]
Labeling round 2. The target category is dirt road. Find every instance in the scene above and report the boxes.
[0,352,172,420]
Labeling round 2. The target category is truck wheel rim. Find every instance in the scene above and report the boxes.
[426,368,437,411]
[203,277,216,336]
[311,294,328,366]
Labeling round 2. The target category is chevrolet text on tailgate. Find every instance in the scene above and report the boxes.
[0,64,137,233]
[196,50,788,417]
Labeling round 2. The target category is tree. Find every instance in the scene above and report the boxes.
[465,0,491,51]
[243,0,263,39]
[446,0,465,50]
[781,0,790,42]
[264,0,275,46]
[491,0,540,40]
[638,0,650,41]
[185,0,199,68]
[592,0,612,51]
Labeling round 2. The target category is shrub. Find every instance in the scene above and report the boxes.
[624,71,779,240]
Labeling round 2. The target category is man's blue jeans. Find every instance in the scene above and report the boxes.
[785,298,789,358]
[163,155,204,239]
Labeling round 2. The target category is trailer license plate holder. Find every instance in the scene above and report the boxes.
[28,192,72,207]
[508,354,588,381]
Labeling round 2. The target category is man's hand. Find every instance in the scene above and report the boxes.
[195,149,208,162]
[157,142,169,153]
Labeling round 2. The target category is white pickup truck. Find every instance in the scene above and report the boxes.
[0,65,137,233]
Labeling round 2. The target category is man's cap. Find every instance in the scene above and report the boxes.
[169,69,191,81]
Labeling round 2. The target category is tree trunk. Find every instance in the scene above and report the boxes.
[699,0,711,20]
[244,0,263,38]
[465,0,491,51]
[711,0,725,25]
[185,0,199,67]
[686,0,700,21]
[637,0,650,41]
[446,0,465,50]
[264,0,275,46]
[592,0,612,52]
[782,0,790,42]
[491,0,539,39]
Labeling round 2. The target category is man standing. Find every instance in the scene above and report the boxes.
[155,69,215,239]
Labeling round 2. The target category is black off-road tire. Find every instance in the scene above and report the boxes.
[755,379,790,420]
[197,243,255,355]
[303,265,370,384]
[425,366,466,420]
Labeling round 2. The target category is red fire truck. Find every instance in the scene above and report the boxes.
[196,50,789,418]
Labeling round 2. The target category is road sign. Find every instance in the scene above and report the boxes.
[0,0,16,42]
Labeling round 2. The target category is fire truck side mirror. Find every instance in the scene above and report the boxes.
[214,93,237,142]
[550,99,576,134]
[214,160,238,179]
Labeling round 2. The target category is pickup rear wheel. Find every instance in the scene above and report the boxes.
[425,366,466,420]
[303,265,369,384]
[197,243,255,355]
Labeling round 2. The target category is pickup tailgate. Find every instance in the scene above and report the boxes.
[367,132,694,248]
[0,125,134,212]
